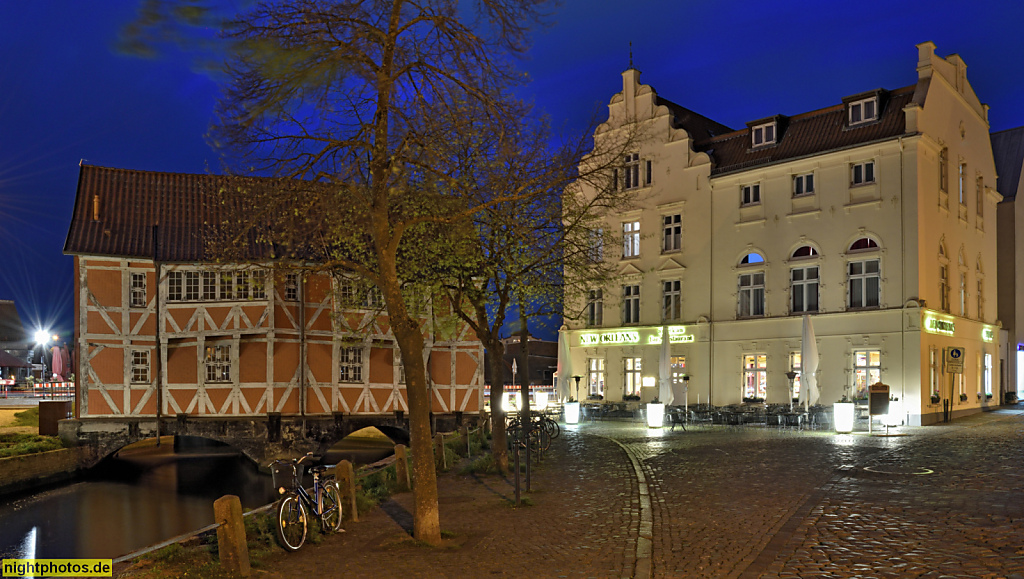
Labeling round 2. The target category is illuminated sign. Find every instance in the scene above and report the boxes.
[924,317,955,336]
[647,326,695,345]
[982,328,995,343]
[578,327,694,347]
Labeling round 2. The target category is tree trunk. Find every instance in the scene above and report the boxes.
[487,337,509,474]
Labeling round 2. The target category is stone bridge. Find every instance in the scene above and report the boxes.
[59,411,481,469]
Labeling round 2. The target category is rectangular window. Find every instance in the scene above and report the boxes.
[662,214,681,252]
[752,123,776,147]
[939,148,948,193]
[587,289,604,327]
[202,271,218,300]
[622,221,640,258]
[395,349,406,384]
[742,354,767,400]
[930,347,940,397]
[588,358,605,397]
[623,153,641,190]
[793,173,814,197]
[339,279,356,305]
[984,353,993,396]
[848,259,880,309]
[285,273,299,301]
[976,175,984,224]
[236,271,250,300]
[589,228,604,262]
[366,286,384,308]
[959,272,967,317]
[790,352,802,399]
[741,183,761,206]
[339,346,363,383]
[204,344,231,383]
[851,161,875,185]
[738,272,765,317]
[184,271,199,301]
[131,350,150,384]
[645,160,652,186]
[624,357,642,396]
[251,270,267,299]
[662,280,681,321]
[218,272,234,300]
[671,356,686,391]
[853,349,881,399]
[622,284,640,324]
[977,277,984,321]
[168,271,182,302]
[130,272,147,308]
[849,98,877,125]
[791,266,819,313]
[939,265,950,313]
[959,163,966,205]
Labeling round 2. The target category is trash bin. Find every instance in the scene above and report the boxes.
[39,400,73,436]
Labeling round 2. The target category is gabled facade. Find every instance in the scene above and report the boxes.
[564,42,1001,425]
[63,165,483,418]
[993,125,1024,401]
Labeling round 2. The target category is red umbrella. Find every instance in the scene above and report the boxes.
[50,345,63,381]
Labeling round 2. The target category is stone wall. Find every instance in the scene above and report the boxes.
[0,448,86,496]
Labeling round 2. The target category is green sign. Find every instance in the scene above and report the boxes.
[924,317,955,336]
[578,326,694,347]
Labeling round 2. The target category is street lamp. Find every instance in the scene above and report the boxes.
[786,370,798,410]
[573,375,582,402]
[34,330,50,384]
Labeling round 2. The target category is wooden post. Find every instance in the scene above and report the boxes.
[214,495,250,577]
[434,432,445,469]
[336,460,359,522]
[394,444,411,491]
[460,425,470,457]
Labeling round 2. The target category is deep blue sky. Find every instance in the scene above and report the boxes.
[1,1,1022,343]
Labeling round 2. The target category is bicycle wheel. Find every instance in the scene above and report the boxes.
[320,481,344,533]
[275,492,308,551]
[544,416,560,439]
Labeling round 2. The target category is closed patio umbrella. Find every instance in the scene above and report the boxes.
[50,345,63,382]
[659,325,674,406]
[556,327,573,401]
[799,315,819,411]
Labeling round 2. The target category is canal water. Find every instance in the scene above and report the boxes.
[0,430,395,560]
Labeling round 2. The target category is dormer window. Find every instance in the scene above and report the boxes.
[751,122,776,147]
[849,97,878,125]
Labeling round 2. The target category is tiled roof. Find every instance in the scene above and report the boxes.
[0,300,25,343]
[656,96,734,140]
[63,165,288,262]
[991,126,1024,200]
[693,85,916,176]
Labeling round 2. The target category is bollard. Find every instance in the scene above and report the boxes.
[434,432,445,469]
[460,425,470,457]
[394,444,412,491]
[336,460,359,522]
[214,495,250,578]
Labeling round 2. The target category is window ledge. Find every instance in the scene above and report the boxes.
[787,208,821,219]
[735,218,767,227]
[844,199,883,211]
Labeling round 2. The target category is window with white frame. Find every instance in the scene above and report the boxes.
[959,162,966,205]
[984,353,993,396]
[588,358,605,397]
[663,214,681,252]
[622,221,640,258]
[930,347,940,397]
[789,352,802,399]
[366,285,384,308]
[622,284,640,324]
[959,271,967,317]
[852,349,880,399]
[663,280,681,321]
[939,264,950,313]
[586,289,604,327]
[791,266,819,313]
[741,183,761,206]
[793,173,814,197]
[204,344,231,383]
[751,122,776,147]
[130,272,147,308]
[848,259,880,309]
[589,228,604,262]
[742,354,767,400]
[236,271,251,300]
[251,270,267,299]
[285,273,299,301]
[851,161,875,185]
[218,271,233,300]
[623,153,641,190]
[848,97,877,125]
[339,346,363,383]
[131,349,150,384]
[168,271,182,301]
[168,269,269,302]
[624,357,642,396]
[202,271,218,300]
[738,272,765,317]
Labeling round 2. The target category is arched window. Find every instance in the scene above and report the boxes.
[740,252,765,265]
[791,246,818,259]
[849,237,878,252]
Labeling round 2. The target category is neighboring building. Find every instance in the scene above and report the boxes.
[0,300,30,382]
[63,165,483,419]
[993,126,1024,401]
[564,42,1001,425]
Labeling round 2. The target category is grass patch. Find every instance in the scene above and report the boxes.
[0,433,63,458]
[12,408,39,427]
[356,464,402,514]
[459,453,499,475]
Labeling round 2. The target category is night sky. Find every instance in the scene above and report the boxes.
[2,1,1023,343]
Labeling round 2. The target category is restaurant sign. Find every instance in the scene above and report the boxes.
[924,317,955,336]
[982,327,995,343]
[579,326,694,347]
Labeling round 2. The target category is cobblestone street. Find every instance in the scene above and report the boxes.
[254,408,1024,578]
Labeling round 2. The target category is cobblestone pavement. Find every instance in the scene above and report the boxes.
[254,409,1024,578]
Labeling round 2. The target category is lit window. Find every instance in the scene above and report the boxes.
[663,214,681,252]
[130,273,147,308]
[848,259,880,309]
[742,354,767,400]
[588,358,605,397]
[984,353,993,396]
[751,122,776,147]
[624,357,642,396]
[741,183,761,206]
[853,350,881,399]
[738,272,765,317]
[623,221,640,258]
[662,280,681,321]
[849,97,877,125]
[790,352,801,399]
[793,173,814,196]
[587,289,604,327]
[929,347,940,397]
[204,344,231,383]
[622,285,640,324]
[131,350,150,384]
[791,266,819,313]
[851,161,875,185]
[339,346,363,383]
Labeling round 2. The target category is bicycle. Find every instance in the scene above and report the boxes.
[269,453,344,551]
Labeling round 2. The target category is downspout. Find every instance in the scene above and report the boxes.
[299,274,306,421]
[708,171,715,405]
[153,225,163,446]
[899,136,907,423]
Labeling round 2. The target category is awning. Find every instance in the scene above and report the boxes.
[0,350,30,368]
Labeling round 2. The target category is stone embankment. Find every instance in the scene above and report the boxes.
[0,447,87,496]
